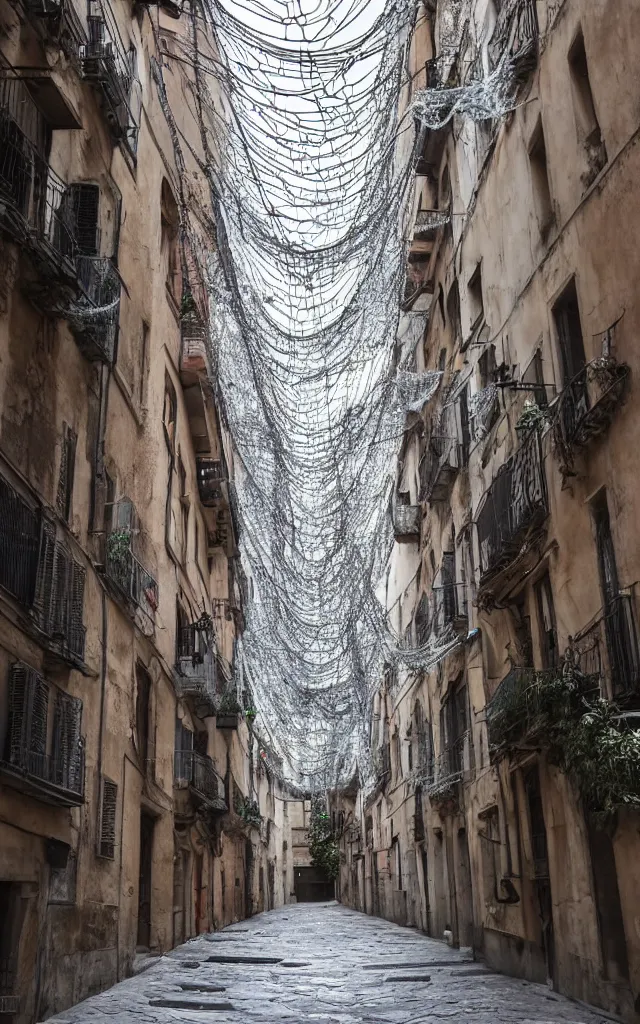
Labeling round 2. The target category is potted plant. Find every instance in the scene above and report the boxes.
[216,689,242,729]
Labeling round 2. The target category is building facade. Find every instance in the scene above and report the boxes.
[0,1,301,1021]
[333,1,640,1021]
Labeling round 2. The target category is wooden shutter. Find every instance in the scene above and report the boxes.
[52,690,83,792]
[51,544,72,642]
[56,424,77,522]
[69,560,86,660]
[33,519,56,632]
[98,778,118,858]
[0,474,40,606]
[7,662,49,771]
[69,183,100,255]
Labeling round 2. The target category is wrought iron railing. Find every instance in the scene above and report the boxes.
[174,749,226,808]
[174,627,218,705]
[392,503,420,538]
[419,434,460,502]
[196,458,226,507]
[571,595,640,701]
[476,428,547,579]
[67,255,121,363]
[80,2,138,148]
[105,534,158,621]
[424,742,465,801]
[551,357,630,480]
[413,208,450,241]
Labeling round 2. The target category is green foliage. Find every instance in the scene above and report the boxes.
[491,665,640,817]
[107,528,132,564]
[218,690,242,714]
[516,399,548,434]
[236,795,262,828]
[308,801,340,882]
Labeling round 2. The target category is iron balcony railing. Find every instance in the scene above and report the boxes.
[196,458,226,507]
[413,208,450,241]
[420,434,460,502]
[417,583,468,643]
[424,741,466,801]
[572,594,640,701]
[0,78,77,267]
[174,625,218,706]
[105,533,158,622]
[476,428,547,579]
[174,749,226,809]
[551,357,630,480]
[80,2,138,150]
[67,255,121,363]
[392,503,420,539]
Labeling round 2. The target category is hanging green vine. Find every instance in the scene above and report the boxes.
[308,800,340,881]
[489,663,640,817]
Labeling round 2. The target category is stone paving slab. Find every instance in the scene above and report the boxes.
[42,902,611,1024]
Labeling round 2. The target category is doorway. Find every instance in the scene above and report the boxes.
[137,812,155,949]
[524,765,555,987]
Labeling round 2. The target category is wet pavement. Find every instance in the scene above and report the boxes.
[43,902,608,1023]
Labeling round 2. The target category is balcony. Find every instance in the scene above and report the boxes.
[392,502,420,540]
[65,255,121,363]
[476,428,547,581]
[416,583,468,644]
[22,0,87,61]
[174,624,218,715]
[196,457,227,507]
[0,662,85,806]
[80,2,137,149]
[420,434,460,502]
[488,0,538,73]
[174,750,226,810]
[180,310,209,378]
[571,594,640,703]
[424,744,465,805]
[551,356,630,481]
[105,518,158,623]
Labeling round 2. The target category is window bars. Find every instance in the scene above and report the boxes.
[476,427,547,579]
[80,0,139,152]
[1,661,85,805]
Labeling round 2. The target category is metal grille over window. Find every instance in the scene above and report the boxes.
[98,778,118,858]
[0,471,40,606]
[56,423,77,522]
[1,662,84,804]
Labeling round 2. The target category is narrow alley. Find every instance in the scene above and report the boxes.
[43,903,605,1024]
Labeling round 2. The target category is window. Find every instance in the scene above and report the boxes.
[446,280,461,340]
[3,662,84,800]
[58,182,100,258]
[98,777,118,858]
[160,179,181,305]
[552,279,586,384]
[439,164,451,209]
[0,471,40,606]
[535,574,558,669]
[56,423,77,523]
[528,119,553,235]
[467,263,484,332]
[441,551,456,623]
[480,805,501,902]
[456,385,471,462]
[568,30,606,187]
[163,374,177,451]
[178,455,189,562]
[139,321,150,405]
[442,679,470,776]
[34,523,86,662]
[135,664,152,767]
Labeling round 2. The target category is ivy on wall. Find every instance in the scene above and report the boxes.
[308,800,340,881]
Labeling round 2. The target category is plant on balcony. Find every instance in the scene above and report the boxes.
[218,690,242,715]
[308,800,340,882]
[106,527,131,566]
[236,795,262,828]
[490,660,640,817]
[515,399,548,434]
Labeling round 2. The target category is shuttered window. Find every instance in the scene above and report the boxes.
[98,778,118,859]
[52,691,83,792]
[0,473,40,606]
[56,424,77,522]
[33,526,86,662]
[67,183,100,256]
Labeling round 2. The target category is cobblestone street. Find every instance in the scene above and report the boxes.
[44,903,608,1024]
